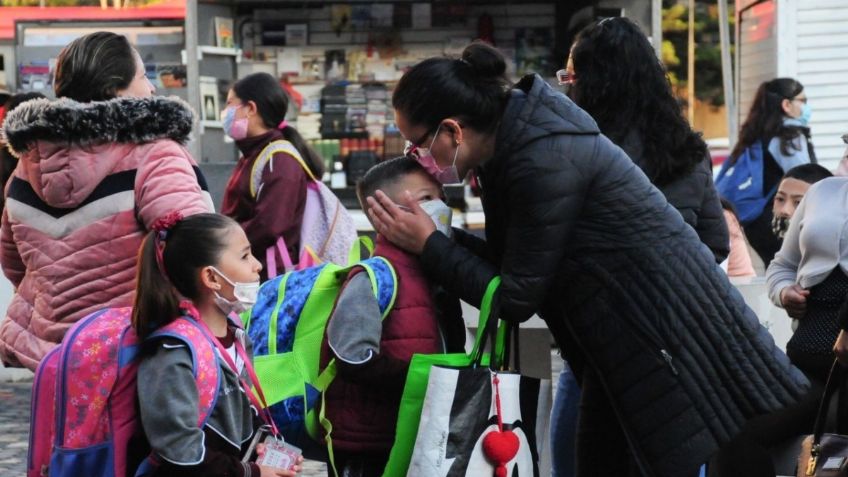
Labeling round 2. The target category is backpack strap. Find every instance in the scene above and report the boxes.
[313,257,398,477]
[250,140,317,199]
[150,317,222,428]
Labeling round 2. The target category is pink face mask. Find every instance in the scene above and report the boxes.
[406,124,463,185]
[221,105,248,140]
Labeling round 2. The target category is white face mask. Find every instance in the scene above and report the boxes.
[210,266,260,315]
[419,199,453,238]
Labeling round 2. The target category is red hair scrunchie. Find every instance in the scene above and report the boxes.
[151,211,184,279]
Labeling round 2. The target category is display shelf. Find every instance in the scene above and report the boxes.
[182,46,243,64]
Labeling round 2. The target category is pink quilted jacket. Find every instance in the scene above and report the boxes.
[0,96,214,370]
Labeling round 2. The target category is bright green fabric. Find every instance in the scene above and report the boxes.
[381,277,502,477]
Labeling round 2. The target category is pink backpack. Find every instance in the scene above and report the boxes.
[249,140,357,278]
[28,307,221,477]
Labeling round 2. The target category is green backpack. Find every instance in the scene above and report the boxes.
[242,256,397,463]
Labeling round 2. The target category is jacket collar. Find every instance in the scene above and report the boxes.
[373,234,421,269]
[235,129,283,159]
[2,95,195,158]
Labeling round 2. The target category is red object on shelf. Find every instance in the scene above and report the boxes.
[0,0,186,41]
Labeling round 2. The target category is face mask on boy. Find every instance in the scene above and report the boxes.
[771,215,790,239]
[210,266,260,315]
[221,105,248,140]
[419,199,453,238]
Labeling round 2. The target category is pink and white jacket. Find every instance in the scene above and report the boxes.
[0,96,214,370]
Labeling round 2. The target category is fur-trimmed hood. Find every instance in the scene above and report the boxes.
[2,95,194,157]
[1,96,197,209]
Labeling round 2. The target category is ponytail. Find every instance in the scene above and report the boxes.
[132,232,181,339]
[280,124,325,178]
[732,77,805,161]
[233,72,324,178]
[131,212,238,339]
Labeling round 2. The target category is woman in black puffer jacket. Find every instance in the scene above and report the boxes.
[567,18,728,263]
[366,40,809,477]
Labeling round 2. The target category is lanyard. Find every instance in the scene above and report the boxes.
[181,302,280,437]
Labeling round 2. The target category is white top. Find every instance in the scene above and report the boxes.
[766,177,848,305]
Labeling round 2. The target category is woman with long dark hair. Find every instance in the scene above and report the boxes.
[549,18,730,476]
[728,78,815,265]
[220,72,327,279]
[569,17,728,262]
[0,31,212,370]
[365,39,808,476]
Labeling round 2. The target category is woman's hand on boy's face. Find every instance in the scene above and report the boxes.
[367,190,436,254]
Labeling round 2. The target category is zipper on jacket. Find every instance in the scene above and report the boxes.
[660,349,679,376]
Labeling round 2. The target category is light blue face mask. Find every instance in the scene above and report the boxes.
[798,103,812,127]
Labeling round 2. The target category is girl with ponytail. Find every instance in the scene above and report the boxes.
[730,78,816,265]
[220,72,325,279]
[133,212,302,477]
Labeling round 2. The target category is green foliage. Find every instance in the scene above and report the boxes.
[662,0,735,107]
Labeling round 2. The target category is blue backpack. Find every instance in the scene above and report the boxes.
[715,141,776,225]
[241,257,397,454]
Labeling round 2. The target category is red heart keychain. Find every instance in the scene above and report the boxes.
[482,374,520,477]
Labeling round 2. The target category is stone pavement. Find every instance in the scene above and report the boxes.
[0,353,564,476]
[0,377,328,476]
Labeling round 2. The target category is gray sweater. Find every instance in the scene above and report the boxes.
[138,330,256,476]
[767,177,848,305]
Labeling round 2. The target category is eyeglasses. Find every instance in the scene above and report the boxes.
[404,125,439,157]
[556,69,575,85]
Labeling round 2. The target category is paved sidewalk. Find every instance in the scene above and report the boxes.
[0,354,563,476]
[0,378,328,476]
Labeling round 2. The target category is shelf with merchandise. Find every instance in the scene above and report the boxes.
[182,46,243,64]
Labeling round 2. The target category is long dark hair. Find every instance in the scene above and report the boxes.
[232,73,324,177]
[54,32,137,102]
[132,213,236,339]
[393,41,510,134]
[570,18,708,186]
[731,78,805,161]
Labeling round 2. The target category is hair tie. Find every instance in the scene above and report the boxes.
[277,120,289,130]
[151,211,184,279]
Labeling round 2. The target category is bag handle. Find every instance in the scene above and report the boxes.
[266,237,294,279]
[469,277,501,362]
[501,321,521,372]
[812,360,846,445]
[472,280,510,371]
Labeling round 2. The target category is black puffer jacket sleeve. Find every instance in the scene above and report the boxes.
[693,165,730,263]
[658,158,729,263]
[422,137,591,322]
[422,231,497,309]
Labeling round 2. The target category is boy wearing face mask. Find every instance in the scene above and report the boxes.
[319,157,466,477]
[771,163,833,240]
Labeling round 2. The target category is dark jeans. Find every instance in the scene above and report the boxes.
[330,451,389,477]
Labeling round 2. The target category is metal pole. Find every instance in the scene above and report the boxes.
[185,0,202,162]
[652,0,663,58]
[687,0,695,124]
[717,0,737,147]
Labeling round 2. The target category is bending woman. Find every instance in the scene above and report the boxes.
[368,41,808,477]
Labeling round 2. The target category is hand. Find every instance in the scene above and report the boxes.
[258,456,304,477]
[780,284,809,320]
[835,330,848,367]
[259,464,300,477]
[366,190,436,254]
